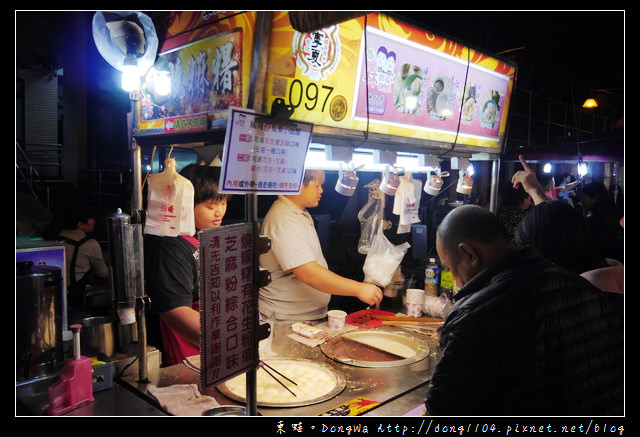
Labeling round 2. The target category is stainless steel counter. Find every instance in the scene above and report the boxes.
[119,319,440,416]
[16,372,168,416]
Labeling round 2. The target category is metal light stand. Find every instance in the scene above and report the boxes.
[129,90,150,383]
[135,296,151,382]
[245,11,273,416]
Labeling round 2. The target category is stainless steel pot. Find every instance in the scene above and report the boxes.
[74,316,115,357]
[16,261,64,380]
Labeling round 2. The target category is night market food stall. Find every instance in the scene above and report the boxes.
[17,11,517,417]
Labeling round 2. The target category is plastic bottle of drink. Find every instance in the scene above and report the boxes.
[424,258,440,297]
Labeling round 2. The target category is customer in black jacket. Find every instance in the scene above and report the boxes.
[425,205,623,416]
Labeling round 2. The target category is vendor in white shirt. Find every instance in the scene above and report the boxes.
[259,169,383,321]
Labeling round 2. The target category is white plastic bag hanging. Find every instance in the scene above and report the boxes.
[362,226,410,287]
[144,158,195,237]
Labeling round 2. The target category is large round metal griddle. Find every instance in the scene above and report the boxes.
[217,357,346,408]
[321,327,429,368]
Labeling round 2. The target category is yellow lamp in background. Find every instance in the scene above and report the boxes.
[582,98,598,108]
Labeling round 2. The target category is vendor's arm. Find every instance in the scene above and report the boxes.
[158,306,200,346]
[511,154,549,205]
[292,261,383,307]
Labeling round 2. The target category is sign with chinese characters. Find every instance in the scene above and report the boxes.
[199,223,256,390]
[219,107,313,194]
[163,112,208,134]
[136,11,257,131]
[264,12,516,151]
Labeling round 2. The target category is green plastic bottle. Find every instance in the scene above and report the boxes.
[440,268,455,300]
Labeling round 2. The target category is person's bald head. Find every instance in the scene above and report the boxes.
[436,205,514,287]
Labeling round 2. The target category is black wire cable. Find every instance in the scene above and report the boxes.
[421,181,458,206]
[357,14,370,148]
[439,45,471,158]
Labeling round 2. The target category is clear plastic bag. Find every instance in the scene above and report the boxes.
[423,294,453,318]
[357,198,382,254]
[362,227,410,287]
[357,181,383,254]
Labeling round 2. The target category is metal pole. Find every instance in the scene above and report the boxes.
[129,95,143,212]
[489,158,500,214]
[135,296,151,382]
[246,194,259,416]
[128,91,149,382]
[244,10,273,417]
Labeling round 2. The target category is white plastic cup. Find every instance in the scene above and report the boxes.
[327,310,347,330]
[406,302,423,317]
[405,288,425,304]
[405,288,425,317]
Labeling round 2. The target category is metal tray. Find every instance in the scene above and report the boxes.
[202,406,256,416]
[217,357,346,408]
[321,327,429,368]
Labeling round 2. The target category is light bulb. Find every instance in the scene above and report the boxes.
[466,163,475,176]
[379,166,400,196]
[424,174,443,196]
[121,65,141,92]
[577,162,588,177]
[335,162,360,196]
[456,170,473,195]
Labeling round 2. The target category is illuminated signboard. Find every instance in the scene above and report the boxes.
[136,11,257,132]
[135,12,516,151]
[264,12,516,150]
[353,26,510,144]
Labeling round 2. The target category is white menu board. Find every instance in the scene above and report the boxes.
[219,107,314,194]
[199,223,256,390]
